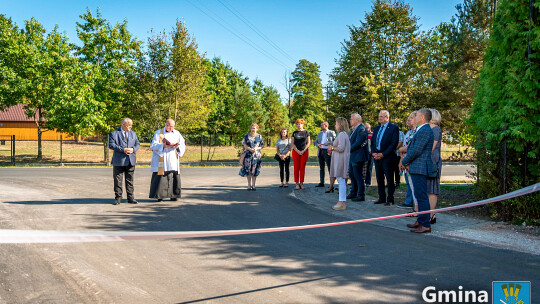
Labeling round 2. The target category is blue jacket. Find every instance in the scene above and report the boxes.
[109,128,140,166]
[349,124,369,163]
[371,122,399,160]
[401,124,434,175]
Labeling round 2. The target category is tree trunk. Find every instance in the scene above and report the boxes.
[37,126,42,160]
[35,107,43,160]
[103,136,108,163]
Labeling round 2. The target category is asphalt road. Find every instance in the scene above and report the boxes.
[0,167,537,304]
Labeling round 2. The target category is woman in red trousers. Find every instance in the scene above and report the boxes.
[291,119,311,190]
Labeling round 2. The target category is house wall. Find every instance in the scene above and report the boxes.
[0,122,76,140]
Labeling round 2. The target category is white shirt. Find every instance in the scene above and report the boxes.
[150,128,186,172]
[321,131,328,149]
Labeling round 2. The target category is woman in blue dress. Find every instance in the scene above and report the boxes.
[239,123,265,190]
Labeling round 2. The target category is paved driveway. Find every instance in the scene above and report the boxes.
[0,167,537,303]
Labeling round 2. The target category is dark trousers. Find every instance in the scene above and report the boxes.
[365,156,373,185]
[409,173,430,228]
[113,164,135,201]
[278,156,291,183]
[317,149,332,184]
[374,157,395,202]
[349,161,366,197]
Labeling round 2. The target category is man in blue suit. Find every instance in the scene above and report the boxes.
[371,110,399,205]
[109,118,140,205]
[347,113,369,201]
[401,109,434,233]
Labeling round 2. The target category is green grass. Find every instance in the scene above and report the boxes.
[0,140,475,165]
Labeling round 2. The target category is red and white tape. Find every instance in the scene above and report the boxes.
[1,182,538,244]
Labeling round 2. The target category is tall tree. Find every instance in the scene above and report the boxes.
[205,57,234,136]
[330,0,421,127]
[41,30,99,138]
[169,20,209,133]
[132,21,209,140]
[75,8,141,161]
[290,59,324,134]
[469,0,539,221]
[0,15,27,111]
[442,0,495,138]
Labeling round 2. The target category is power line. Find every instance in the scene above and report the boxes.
[186,0,291,70]
[216,0,296,65]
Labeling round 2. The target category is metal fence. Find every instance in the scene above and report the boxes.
[0,135,15,165]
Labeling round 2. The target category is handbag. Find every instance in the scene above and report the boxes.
[239,151,246,165]
[427,160,439,178]
[274,153,281,161]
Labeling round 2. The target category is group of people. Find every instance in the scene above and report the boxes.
[238,109,442,234]
[109,118,186,205]
[111,109,442,234]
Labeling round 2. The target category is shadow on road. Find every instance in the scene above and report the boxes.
[4,185,539,303]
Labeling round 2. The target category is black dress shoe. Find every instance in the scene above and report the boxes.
[346,193,357,200]
[157,199,163,202]
[374,199,386,204]
[128,199,138,204]
[352,196,365,202]
[170,198,178,201]
[113,198,121,205]
[315,183,325,187]
[384,200,394,206]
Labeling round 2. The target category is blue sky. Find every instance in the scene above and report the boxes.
[2,0,461,101]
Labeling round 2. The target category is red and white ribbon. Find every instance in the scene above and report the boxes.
[1,182,538,244]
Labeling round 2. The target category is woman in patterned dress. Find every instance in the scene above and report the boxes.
[239,123,265,190]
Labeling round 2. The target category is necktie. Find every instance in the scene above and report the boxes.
[377,125,385,150]
[125,131,129,147]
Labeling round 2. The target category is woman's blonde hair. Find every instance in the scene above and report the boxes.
[429,109,441,125]
[250,123,259,129]
[335,117,350,135]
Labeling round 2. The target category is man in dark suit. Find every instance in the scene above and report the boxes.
[371,110,399,205]
[109,117,140,205]
[401,109,434,233]
[347,113,369,201]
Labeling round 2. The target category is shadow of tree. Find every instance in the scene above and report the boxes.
[25,185,532,303]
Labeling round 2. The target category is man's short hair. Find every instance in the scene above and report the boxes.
[321,121,329,127]
[121,118,132,126]
[418,109,432,123]
[380,110,390,118]
[351,113,362,123]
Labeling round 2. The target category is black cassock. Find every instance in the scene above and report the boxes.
[149,170,181,199]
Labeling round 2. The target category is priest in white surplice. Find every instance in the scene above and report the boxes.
[149,119,186,201]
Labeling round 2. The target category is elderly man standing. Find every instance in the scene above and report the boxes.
[109,118,140,205]
[315,121,336,187]
[347,113,369,201]
[401,109,434,233]
[149,119,186,202]
[371,110,399,205]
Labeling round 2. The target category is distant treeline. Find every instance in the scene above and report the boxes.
[0,1,538,220]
